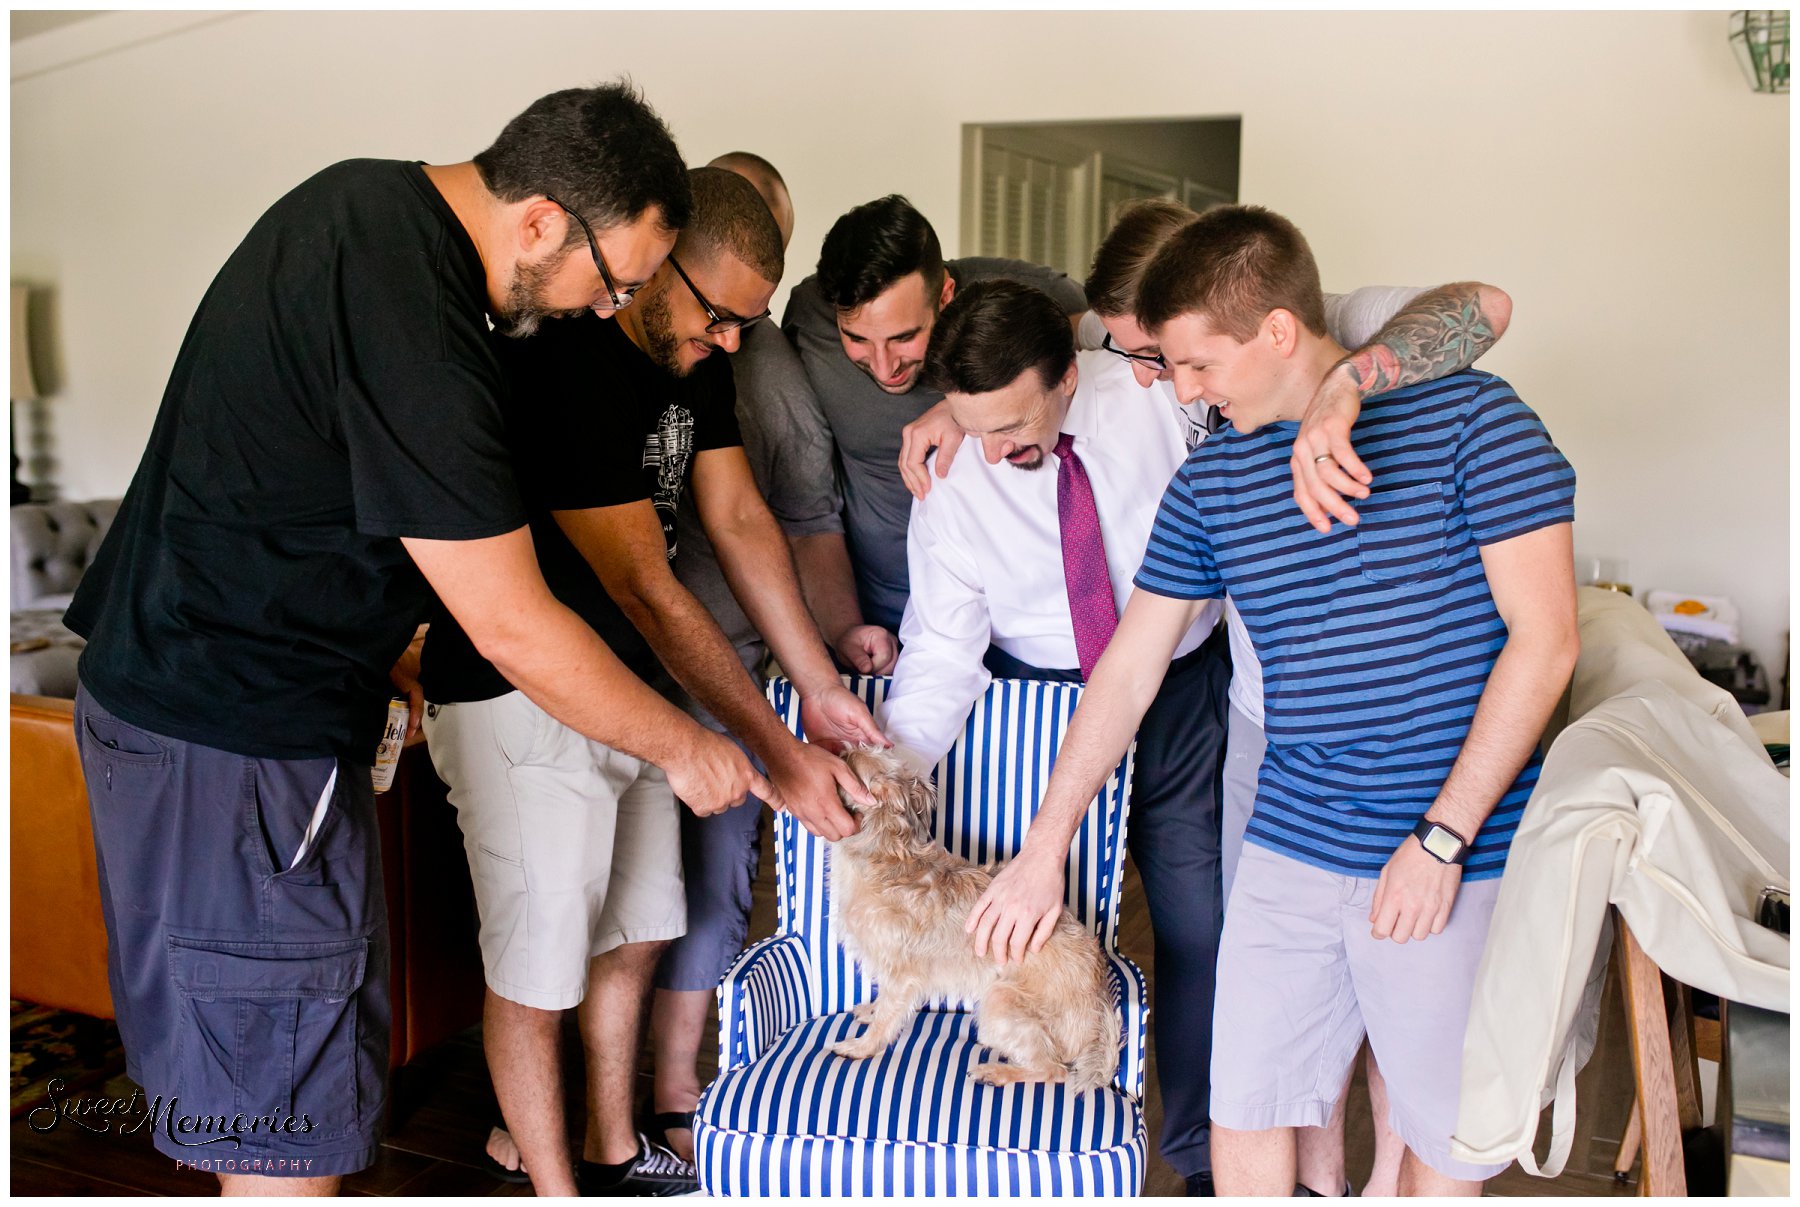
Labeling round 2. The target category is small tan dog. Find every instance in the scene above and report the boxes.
[826,745,1120,1093]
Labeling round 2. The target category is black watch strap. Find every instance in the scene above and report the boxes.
[1412,819,1471,865]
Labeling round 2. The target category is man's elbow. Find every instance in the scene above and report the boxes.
[1535,613,1580,688]
[1555,626,1581,684]
[1477,283,1513,340]
[603,575,671,636]
[466,606,550,680]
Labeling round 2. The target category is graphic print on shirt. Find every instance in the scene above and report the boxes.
[642,404,695,559]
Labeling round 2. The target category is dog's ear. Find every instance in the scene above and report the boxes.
[839,747,894,815]
[899,768,937,842]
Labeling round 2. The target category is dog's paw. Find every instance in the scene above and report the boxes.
[828,1037,880,1061]
[969,1060,1034,1088]
[850,1000,879,1024]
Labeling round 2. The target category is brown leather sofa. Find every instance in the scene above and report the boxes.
[10,693,485,1068]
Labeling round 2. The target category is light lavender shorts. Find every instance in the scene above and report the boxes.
[1211,842,1508,1183]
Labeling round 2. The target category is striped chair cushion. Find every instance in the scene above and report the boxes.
[698,1124,1144,1197]
[698,1011,1145,1195]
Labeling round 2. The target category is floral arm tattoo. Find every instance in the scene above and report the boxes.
[1337,283,1501,398]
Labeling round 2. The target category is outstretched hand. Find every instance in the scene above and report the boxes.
[799,683,890,754]
[762,739,866,841]
[667,728,774,817]
[966,845,1066,966]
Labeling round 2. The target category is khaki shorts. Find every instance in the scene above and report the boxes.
[1211,842,1508,1183]
[423,691,685,1010]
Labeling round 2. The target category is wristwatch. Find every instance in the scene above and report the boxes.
[1412,818,1471,865]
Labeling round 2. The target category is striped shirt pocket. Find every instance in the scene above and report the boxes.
[1355,483,1448,582]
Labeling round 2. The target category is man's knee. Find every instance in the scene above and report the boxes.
[594,937,672,976]
[218,1172,341,1197]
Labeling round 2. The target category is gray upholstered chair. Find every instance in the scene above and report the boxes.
[10,499,119,697]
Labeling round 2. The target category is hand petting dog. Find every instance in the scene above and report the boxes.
[966,846,1068,966]
[760,683,891,842]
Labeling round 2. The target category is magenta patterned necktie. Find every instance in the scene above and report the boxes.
[1054,432,1118,681]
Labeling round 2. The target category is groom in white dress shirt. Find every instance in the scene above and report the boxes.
[879,277,1237,1190]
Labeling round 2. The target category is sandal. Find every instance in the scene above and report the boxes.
[648,1109,696,1156]
[479,1123,532,1184]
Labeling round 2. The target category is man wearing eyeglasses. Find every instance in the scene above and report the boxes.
[60,84,788,1196]
[419,167,883,1198]
[646,151,849,1167]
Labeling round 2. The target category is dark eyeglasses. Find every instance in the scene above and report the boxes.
[668,257,770,334]
[1101,332,1167,370]
[542,193,634,312]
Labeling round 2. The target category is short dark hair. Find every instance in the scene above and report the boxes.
[678,167,783,284]
[924,279,1074,396]
[1135,204,1326,342]
[474,82,690,238]
[1084,198,1194,317]
[816,195,946,311]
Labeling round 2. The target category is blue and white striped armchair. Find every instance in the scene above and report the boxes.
[694,675,1148,1196]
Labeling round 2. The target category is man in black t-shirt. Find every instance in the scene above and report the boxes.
[419,168,883,1198]
[61,86,786,1195]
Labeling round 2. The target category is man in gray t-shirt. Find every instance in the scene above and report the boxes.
[670,318,843,683]
[782,196,1087,634]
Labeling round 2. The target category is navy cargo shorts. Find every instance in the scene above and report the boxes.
[73,685,390,1177]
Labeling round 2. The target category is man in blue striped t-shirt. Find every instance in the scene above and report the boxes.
[1007,205,1578,1196]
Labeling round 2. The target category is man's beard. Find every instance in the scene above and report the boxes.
[1006,447,1048,471]
[495,246,586,339]
[637,286,691,377]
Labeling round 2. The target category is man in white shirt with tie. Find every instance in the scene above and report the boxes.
[880,277,1236,1193]
[882,280,1220,771]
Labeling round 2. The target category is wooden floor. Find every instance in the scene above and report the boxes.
[14,813,1647,1196]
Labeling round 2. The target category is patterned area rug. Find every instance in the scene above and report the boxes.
[10,1000,125,1119]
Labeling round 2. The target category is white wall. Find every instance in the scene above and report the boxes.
[12,9,1789,679]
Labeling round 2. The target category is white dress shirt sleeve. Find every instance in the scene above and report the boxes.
[878,484,995,776]
[1323,285,1426,350]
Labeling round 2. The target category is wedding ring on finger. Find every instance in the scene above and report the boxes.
[1313,454,1335,464]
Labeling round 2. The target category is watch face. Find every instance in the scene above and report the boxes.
[1422,826,1462,862]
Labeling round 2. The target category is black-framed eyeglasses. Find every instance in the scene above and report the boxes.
[1101,332,1167,370]
[668,257,770,334]
[542,193,634,312]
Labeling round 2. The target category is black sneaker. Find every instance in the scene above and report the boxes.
[578,1133,698,1196]
[1186,1171,1215,1196]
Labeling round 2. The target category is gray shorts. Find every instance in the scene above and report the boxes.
[655,728,764,994]
[74,685,390,1178]
[422,691,686,1010]
[1211,843,1508,1182]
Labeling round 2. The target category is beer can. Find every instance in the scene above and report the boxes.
[372,695,409,793]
